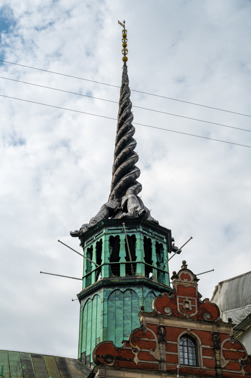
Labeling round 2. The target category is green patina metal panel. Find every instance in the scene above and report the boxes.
[115,290,123,345]
[123,290,132,340]
[81,221,170,287]
[91,295,101,353]
[107,289,140,346]
[78,220,171,363]
[43,355,60,378]
[8,352,23,377]
[131,289,140,332]
[62,359,85,377]
[20,352,35,377]
[91,295,97,350]
[0,352,91,377]
[81,298,88,357]
[0,350,9,378]
[31,354,48,377]
[0,351,8,378]
[55,357,79,377]
[85,299,92,356]
[78,283,169,362]
[107,290,116,343]
[81,294,101,361]
[144,291,156,312]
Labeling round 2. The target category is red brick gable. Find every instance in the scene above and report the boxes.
[154,261,220,321]
[93,262,251,377]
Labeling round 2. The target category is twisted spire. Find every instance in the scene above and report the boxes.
[70,21,157,237]
[110,20,142,202]
[109,64,142,201]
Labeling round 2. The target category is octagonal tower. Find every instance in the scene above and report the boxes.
[71,22,177,365]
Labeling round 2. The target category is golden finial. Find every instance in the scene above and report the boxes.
[118,20,128,64]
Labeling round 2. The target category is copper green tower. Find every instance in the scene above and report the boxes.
[71,21,176,365]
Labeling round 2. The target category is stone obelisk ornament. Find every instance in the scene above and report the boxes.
[71,21,157,237]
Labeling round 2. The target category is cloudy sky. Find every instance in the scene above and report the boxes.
[0,0,250,359]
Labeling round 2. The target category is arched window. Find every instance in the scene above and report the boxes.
[179,335,197,366]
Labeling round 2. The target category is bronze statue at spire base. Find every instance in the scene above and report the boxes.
[71,22,158,238]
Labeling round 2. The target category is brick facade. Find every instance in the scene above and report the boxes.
[93,261,251,377]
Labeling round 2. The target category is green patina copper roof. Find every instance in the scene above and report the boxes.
[0,350,91,378]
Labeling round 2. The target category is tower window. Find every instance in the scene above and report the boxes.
[179,335,197,366]
[86,246,93,286]
[144,237,152,278]
[95,240,102,281]
[156,242,164,283]
[125,235,136,276]
[109,236,120,276]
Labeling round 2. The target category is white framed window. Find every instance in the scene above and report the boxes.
[179,334,198,366]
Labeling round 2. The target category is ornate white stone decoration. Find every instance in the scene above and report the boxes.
[177,296,198,317]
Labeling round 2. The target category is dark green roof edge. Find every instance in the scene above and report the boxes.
[77,276,173,301]
[79,218,172,246]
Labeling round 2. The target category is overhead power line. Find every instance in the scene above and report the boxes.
[1,93,250,149]
[0,59,119,87]
[0,76,250,134]
[1,59,251,118]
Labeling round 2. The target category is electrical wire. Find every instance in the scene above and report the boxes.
[0,76,118,103]
[1,59,251,118]
[1,93,250,149]
[0,76,250,134]
[135,122,251,148]
[0,59,119,87]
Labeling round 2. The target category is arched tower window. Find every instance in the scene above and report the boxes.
[109,235,120,276]
[86,246,93,286]
[179,335,197,366]
[125,235,136,276]
[95,240,102,281]
[156,242,164,283]
[144,237,152,278]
